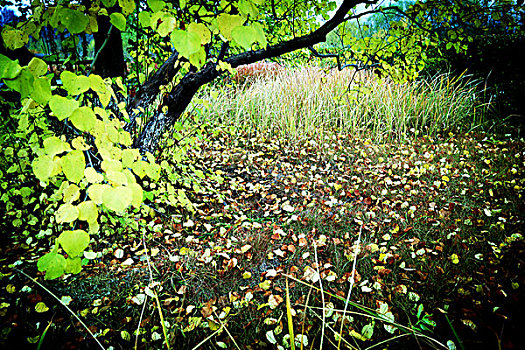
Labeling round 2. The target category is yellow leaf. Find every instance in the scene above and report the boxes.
[55,203,79,223]
[259,279,271,290]
[35,302,49,313]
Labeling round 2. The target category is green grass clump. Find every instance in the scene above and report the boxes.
[199,67,486,145]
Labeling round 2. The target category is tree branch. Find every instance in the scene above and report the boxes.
[133,0,375,153]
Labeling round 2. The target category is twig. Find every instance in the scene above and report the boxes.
[14,268,106,350]
[134,292,149,350]
[142,230,170,350]
[337,224,363,349]
[313,242,325,349]
[213,312,241,350]
[190,324,224,350]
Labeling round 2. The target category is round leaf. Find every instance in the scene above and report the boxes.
[28,57,48,76]
[88,184,111,204]
[0,53,22,79]
[110,13,126,31]
[59,8,89,34]
[55,203,79,223]
[188,22,211,45]
[170,30,201,58]
[58,229,90,258]
[31,77,52,104]
[62,150,86,184]
[61,71,90,95]
[37,251,66,280]
[232,25,257,50]
[32,155,54,182]
[4,69,34,98]
[78,200,98,223]
[84,167,104,183]
[119,0,136,15]
[89,74,106,92]
[63,184,81,203]
[35,302,49,313]
[65,257,82,274]
[102,185,133,212]
[217,14,245,41]
[70,107,96,132]
[49,95,80,120]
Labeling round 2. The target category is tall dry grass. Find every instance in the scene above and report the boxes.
[197,67,486,144]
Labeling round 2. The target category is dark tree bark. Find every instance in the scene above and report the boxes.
[93,14,125,77]
[129,0,366,153]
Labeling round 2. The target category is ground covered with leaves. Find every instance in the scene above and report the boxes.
[1,130,524,349]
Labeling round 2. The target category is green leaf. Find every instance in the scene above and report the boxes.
[145,162,161,181]
[55,203,80,223]
[58,229,90,258]
[44,136,71,156]
[129,183,143,208]
[122,149,140,167]
[232,25,257,50]
[32,155,55,183]
[96,88,112,107]
[59,8,89,34]
[89,74,106,92]
[238,0,259,17]
[147,0,166,12]
[217,14,245,41]
[31,77,51,104]
[1,25,27,50]
[106,170,128,186]
[49,95,80,120]
[188,22,211,45]
[37,251,66,280]
[63,183,81,203]
[70,107,96,132]
[35,302,49,313]
[252,22,267,48]
[65,257,82,274]
[170,30,201,58]
[138,12,151,28]
[84,167,104,183]
[4,69,34,99]
[119,130,133,146]
[0,54,22,79]
[88,184,111,204]
[78,200,98,223]
[118,0,136,15]
[61,71,90,95]
[28,57,48,76]
[157,16,176,37]
[110,13,127,31]
[189,47,206,69]
[132,160,148,178]
[102,185,133,212]
[101,0,117,6]
[362,323,374,340]
[62,150,86,183]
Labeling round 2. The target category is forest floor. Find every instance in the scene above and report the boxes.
[1,130,524,350]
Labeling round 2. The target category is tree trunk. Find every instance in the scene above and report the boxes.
[130,0,362,154]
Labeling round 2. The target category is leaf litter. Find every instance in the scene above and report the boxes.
[1,130,524,349]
